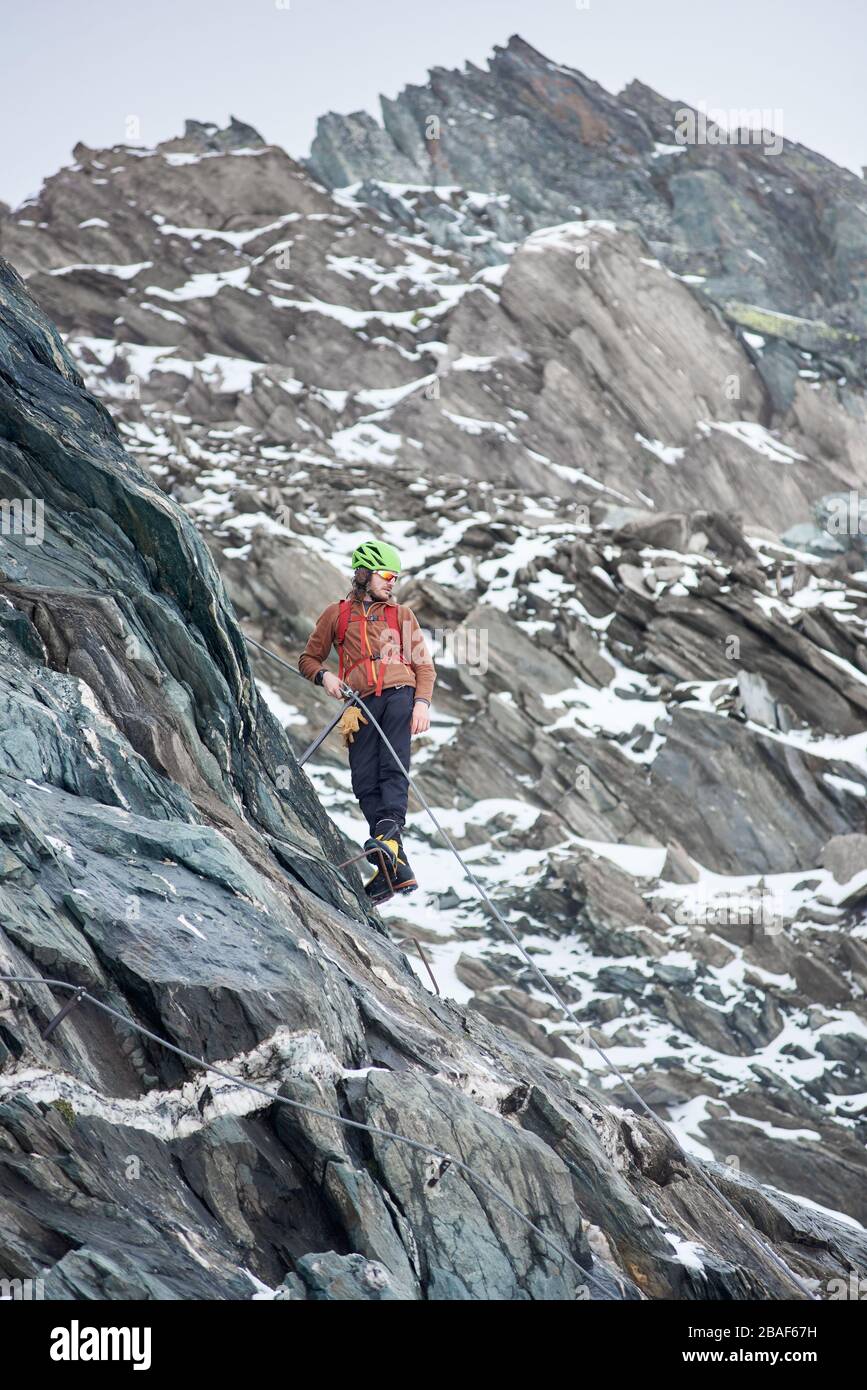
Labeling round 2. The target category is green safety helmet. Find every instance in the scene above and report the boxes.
[351,539,402,573]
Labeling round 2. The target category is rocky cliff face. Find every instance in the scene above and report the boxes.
[1,35,867,1298]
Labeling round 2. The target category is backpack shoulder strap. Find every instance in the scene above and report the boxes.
[385,604,407,663]
[336,599,351,646]
[336,599,352,682]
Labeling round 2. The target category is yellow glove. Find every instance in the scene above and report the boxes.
[338,707,368,747]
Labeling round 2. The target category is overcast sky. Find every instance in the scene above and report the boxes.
[2,0,864,207]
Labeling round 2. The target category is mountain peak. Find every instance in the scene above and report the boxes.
[178,116,266,153]
[493,33,555,63]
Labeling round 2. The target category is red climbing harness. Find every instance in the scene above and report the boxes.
[336,598,407,697]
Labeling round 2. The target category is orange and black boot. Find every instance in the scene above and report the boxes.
[364,819,401,876]
[364,821,417,901]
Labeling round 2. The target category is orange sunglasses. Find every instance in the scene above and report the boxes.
[375,570,399,582]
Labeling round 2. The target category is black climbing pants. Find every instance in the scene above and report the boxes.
[348,684,413,836]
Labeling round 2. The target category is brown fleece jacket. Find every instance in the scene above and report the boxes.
[298,597,436,704]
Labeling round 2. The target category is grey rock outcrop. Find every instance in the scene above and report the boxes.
[308,36,867,359]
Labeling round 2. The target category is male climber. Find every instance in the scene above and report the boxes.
[298,541,436,901]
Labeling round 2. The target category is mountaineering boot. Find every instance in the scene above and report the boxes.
[364,822,417,902]
[382,830,418,899]
[364,856,416,903]
[363,818,402,873]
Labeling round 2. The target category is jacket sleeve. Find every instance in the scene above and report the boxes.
[298,605,338,682]
[405,607,436,705]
